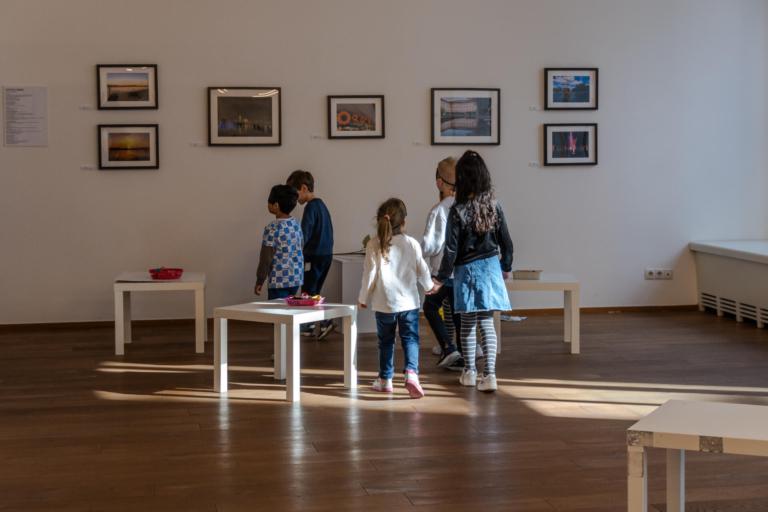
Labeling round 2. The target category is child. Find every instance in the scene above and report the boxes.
[254,185,304,300]
[431,151,513,392]
[358,198,434,398]
[421,157,464,371]
[286,170,335,338]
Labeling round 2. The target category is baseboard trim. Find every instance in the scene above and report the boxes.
[0,304,701,332]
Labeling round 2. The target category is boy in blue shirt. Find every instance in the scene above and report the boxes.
[287,170,334,338]
[254,185,304,300]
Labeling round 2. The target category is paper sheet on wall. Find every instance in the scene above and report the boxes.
[3,86,48,147]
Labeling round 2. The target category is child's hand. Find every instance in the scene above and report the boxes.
[426,278,443,295]
[502,271,511,280]
[358,302,367,309]
[254,283,263,295]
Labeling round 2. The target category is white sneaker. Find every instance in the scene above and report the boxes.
[372,377,393,393]
[459,368,477,387]
[431,344,442,356]
[477,374,497,392]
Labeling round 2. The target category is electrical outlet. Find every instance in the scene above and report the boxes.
[644,268,656,280]
[654,269,665,279]
[661,269,673,280]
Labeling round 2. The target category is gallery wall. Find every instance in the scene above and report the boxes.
[1,0,767,323]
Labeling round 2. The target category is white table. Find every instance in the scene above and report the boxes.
[627,400,768,512]
[213,300,358,403]
[113,272,206,356]
[331,254,376,333]
[494,273,580,354]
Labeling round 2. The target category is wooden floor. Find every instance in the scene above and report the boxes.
[2,311,768,511]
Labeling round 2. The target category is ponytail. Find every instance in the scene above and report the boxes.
[375,198,407,261]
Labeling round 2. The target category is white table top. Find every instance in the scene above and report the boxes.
[508,272,578,291]
[115,271,206,283]
[629,400,768,442]
[689,240,768,265]
[214,300,355,322]
[333,253,365,263]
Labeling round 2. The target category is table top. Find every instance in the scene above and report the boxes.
[508,272,578,290]
[214,299,355,322]
[115,271,206,283]
[629,400,768,442]
[689,240,768,265]
[333,253,365,263]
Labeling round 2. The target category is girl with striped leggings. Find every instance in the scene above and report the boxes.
[429,150,513,392]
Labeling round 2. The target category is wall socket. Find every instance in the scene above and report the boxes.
[645,268,673,280]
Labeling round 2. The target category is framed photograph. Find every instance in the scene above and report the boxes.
[97,65,158,110]
[208,87,281,146]
[431,88,500,145]
[98,124,159,170]
[545,68,598,110]
[543,123,597,166]
[327,95,384,139]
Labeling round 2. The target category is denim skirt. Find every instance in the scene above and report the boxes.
[453,256,511,313]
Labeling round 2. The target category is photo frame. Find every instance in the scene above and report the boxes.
[545,68,598,110]
[98,124,159,170]
[543,123,597,166]
[208,87,281,146]
[431,88,500,145]
[97,65,158,110]
[327,95,385,139]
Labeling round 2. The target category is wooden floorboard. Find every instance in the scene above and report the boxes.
[1,311,768,511]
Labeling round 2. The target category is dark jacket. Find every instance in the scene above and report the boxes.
[301,198,334,257]
[436,202,513,282]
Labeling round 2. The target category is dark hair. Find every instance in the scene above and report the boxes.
[455,150,497,233]
[286,170,314,192]
[268,184,299,214]
[376,198,407,261]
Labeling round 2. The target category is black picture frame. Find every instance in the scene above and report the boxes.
[207,87,282,146]
[96,64,158,110]
[98,124,159,170]
[327,95,385,139]
[543,123,598,166]
[544,68,598,110]
[431,88,500,145]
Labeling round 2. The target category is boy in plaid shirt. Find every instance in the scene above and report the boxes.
[254,185,304,299]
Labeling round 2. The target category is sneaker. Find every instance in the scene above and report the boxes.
[459,368,477,387]
[431,344,442,356]
[437,349,461,369]
[477,374,497,392]
[404,370,425,398]
[446,357,465,372]
[372,377,393,392]
[317,321,336,340]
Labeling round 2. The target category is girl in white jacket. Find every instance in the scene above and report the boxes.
[358,198,434,398]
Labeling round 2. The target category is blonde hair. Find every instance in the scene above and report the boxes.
[436,157,456,187]
[376,198,407,261]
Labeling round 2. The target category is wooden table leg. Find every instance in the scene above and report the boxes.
[564,290,572,344]
[286,321,301,403]
[344,313,358,389]
[274,322,286,381]
[194,287,205,353]
[628,445,648,512]
[666,449,685,512]
[214,318,228,393]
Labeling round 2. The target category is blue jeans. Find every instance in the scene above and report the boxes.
[375,309,420,379]
[268,286,299,300]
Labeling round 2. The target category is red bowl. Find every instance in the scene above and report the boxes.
[285,296,325,307]
[149,267,184,280]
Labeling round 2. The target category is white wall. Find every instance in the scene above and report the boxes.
[1,0,766,323]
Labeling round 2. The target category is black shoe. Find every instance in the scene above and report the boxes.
[446,357,465,372]
[301,324,316,337]
[437,350,461,369]
[317,321,336,340]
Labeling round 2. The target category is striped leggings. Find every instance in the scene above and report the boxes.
[459,311,497,376]
[442,297,456,348]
